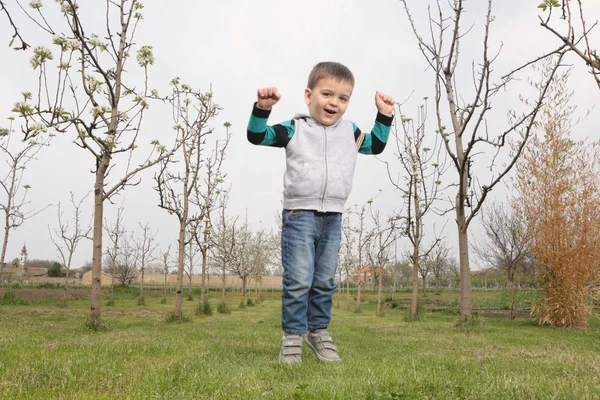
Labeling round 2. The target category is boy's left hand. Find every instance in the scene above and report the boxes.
[375,91,394,117]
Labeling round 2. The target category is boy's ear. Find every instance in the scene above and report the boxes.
[304,88,312,105]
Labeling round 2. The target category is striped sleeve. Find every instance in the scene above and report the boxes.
[353,112,393,155]
[247,103,294,148]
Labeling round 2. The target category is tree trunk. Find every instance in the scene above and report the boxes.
[140,267,145,301]
[258,277,262,300]
[63,251,73,300]
[345,279,350,310]
[163,270,167,299]
[221,262,226,306]
[241,276,247,297]
[356,282,361,313]
[187,241,193,299]
[411,249,419,320]
[376,272,383,317]
[90,162,108,326]
[422,276,427,296]
[456,204,472,319]
[0,163,16,276]
[507,267,516,320]
[0,219,9,276]
[200,245,207,306]
[175,218,186,320]
[110,274,114,302]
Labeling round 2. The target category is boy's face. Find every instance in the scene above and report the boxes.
[304,76,353,126]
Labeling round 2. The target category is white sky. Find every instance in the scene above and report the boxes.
[1,0,598,269]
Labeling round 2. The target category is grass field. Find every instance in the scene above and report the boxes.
[0,288,599,399]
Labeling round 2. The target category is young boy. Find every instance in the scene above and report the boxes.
[247,62,394,364]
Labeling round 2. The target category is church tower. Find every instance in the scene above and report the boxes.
[19,244,28,267]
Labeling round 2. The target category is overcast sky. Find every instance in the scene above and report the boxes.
[1,0,599,269]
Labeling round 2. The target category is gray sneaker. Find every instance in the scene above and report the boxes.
[279,333,302,365]
[304,329,341,362]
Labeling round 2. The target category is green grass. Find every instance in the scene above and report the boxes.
[0,291,599,399]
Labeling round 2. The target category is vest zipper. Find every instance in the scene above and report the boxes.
[321,125,328,212]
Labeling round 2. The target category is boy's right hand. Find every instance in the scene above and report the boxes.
[257,87,281,110]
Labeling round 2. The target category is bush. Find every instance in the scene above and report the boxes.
[454,312,483,331]
[85,318,107,331]
[47,262,62,277]
[0,290,27,305]
[195,301,212,316]
[164,312,190,323]
[160,297,167,304]
[246,298,255,307]
[137,296,146,306]
[105,298,115,307]
[217,302,231,314]
[238,298,246,309]
[37,282,62,289]
[403,301,425,322]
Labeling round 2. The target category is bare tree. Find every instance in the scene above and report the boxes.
[184,239,200,300]
[341,212,357,310]
[191,130,231,308]
[248,230,276,302]
[134,222,158,305]
[48,191,91,297]
[228,220,258,298]
[387,101,446,320]
[104,207,126,302]
[0,119,50,275]
[401,0,567,318]
[429,239,450,293]
[159,245,173,302]
[108,235,137,286]
[472,201,530,291]
[365,207,399,317]
[11,1,178,327]
[538,0,600,89]
[154,80,223,321]
[417,250,433,297]
[211,193,237,310]
[347,199,374,313]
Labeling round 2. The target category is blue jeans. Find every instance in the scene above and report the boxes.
[281,209,342,335]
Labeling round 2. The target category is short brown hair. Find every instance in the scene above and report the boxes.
[307,62,355,89]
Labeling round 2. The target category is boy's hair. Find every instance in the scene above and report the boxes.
[307,62,355,89]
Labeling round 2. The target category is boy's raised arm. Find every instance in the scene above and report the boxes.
[354,91,395,155]
[247,87,294,148]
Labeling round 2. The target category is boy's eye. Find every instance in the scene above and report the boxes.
[340,97,349,102]
[323,92,331,97]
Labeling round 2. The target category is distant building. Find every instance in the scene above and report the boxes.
[0,244,50,281]
[20,244,28,267]
[353,265,386,283]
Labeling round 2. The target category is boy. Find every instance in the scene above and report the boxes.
[247,62,394,364]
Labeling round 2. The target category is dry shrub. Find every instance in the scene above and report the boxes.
[516,69,600,328]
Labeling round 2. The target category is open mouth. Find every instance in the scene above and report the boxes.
[324,108,337,116]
